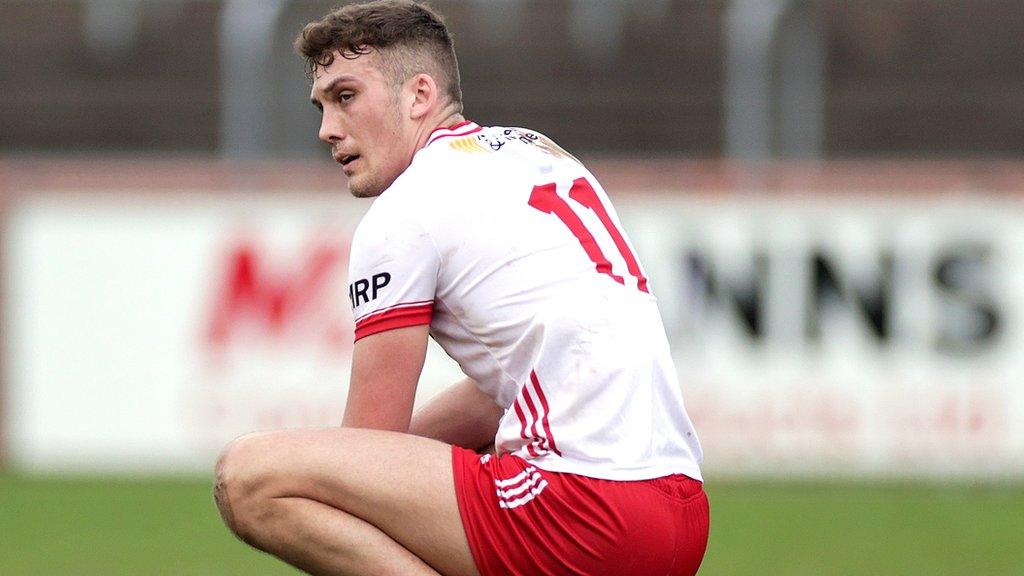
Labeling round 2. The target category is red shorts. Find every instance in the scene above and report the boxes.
[452,446,709,576]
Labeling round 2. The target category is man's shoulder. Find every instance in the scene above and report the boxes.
[380,127,499,201]
[352,182,427,244]
[354,156,458,244]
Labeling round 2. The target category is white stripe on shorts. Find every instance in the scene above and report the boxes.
[496,472,543,499]
[498,479,548,509]
[494,466,537,488]
[493,466,548,509]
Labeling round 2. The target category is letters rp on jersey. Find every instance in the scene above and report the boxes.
[349,272,391,308]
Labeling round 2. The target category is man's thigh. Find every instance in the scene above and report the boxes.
[232,427,478,576]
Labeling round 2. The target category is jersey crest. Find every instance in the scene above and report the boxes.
[448,136,489,154]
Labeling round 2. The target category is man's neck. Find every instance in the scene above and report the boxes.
[435,112,466,130]
[413,108,466,152]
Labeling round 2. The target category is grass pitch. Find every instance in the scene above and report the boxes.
[1,473,1021,575]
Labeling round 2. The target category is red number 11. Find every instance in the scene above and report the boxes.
[528,178,649,293]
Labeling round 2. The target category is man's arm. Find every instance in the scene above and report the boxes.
[409,377,503,452]
[344,323,502,448]
[343,324,430,432]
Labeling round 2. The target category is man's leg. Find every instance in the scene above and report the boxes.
[214,427,479,576]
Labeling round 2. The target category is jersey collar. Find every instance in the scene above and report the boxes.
[426,121,482,147]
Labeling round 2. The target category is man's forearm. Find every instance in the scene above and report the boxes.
[410,377,503,451]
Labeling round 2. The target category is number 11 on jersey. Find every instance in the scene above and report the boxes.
[528,177,649,293]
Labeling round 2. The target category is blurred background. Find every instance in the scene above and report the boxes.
[1,1,1023,574]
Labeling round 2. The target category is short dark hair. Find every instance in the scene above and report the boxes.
[295,0,462,110]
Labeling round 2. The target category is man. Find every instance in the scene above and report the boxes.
[214,1,709,575]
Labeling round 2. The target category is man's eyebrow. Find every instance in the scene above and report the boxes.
[310,75,358,110]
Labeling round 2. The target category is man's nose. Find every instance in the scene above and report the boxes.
[318,114,345,144]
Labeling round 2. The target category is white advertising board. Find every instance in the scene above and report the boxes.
[4,191,1024,478]
[2,193,463,473]
[629,193,1024,479]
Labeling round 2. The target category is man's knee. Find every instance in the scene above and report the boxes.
[214,432,284,546]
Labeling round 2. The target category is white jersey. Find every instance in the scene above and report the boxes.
[348,122,702,481]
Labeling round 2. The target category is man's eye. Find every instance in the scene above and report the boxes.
[339,92,354,102]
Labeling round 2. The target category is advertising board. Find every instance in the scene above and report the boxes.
[4,190,1022,478]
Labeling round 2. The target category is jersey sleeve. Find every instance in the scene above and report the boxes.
[347,203,440,341]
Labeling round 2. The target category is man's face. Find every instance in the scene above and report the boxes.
[310,50,413,198]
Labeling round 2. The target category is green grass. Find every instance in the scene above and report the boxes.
[1,474,1021,575]
[0,474,299,576]
[701,481,1024,576]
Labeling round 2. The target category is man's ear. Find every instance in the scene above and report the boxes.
[408,73,438,120]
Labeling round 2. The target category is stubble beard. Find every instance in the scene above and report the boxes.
[346,89,407,199]
[346,173,384,198]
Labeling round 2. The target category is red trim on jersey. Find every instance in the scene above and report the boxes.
[354,301,433,341]
[520,385,546,454]
[429,127,483,145]
[426,121,482,146]
[513,398,540,457]
[428,120,473,138]
[353,299,434,325]
[511,372,562,458]
[530,371,562,456]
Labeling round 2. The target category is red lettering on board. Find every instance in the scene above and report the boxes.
[206,239,352,349]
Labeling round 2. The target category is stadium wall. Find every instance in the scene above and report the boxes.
[2,159,1024,479]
